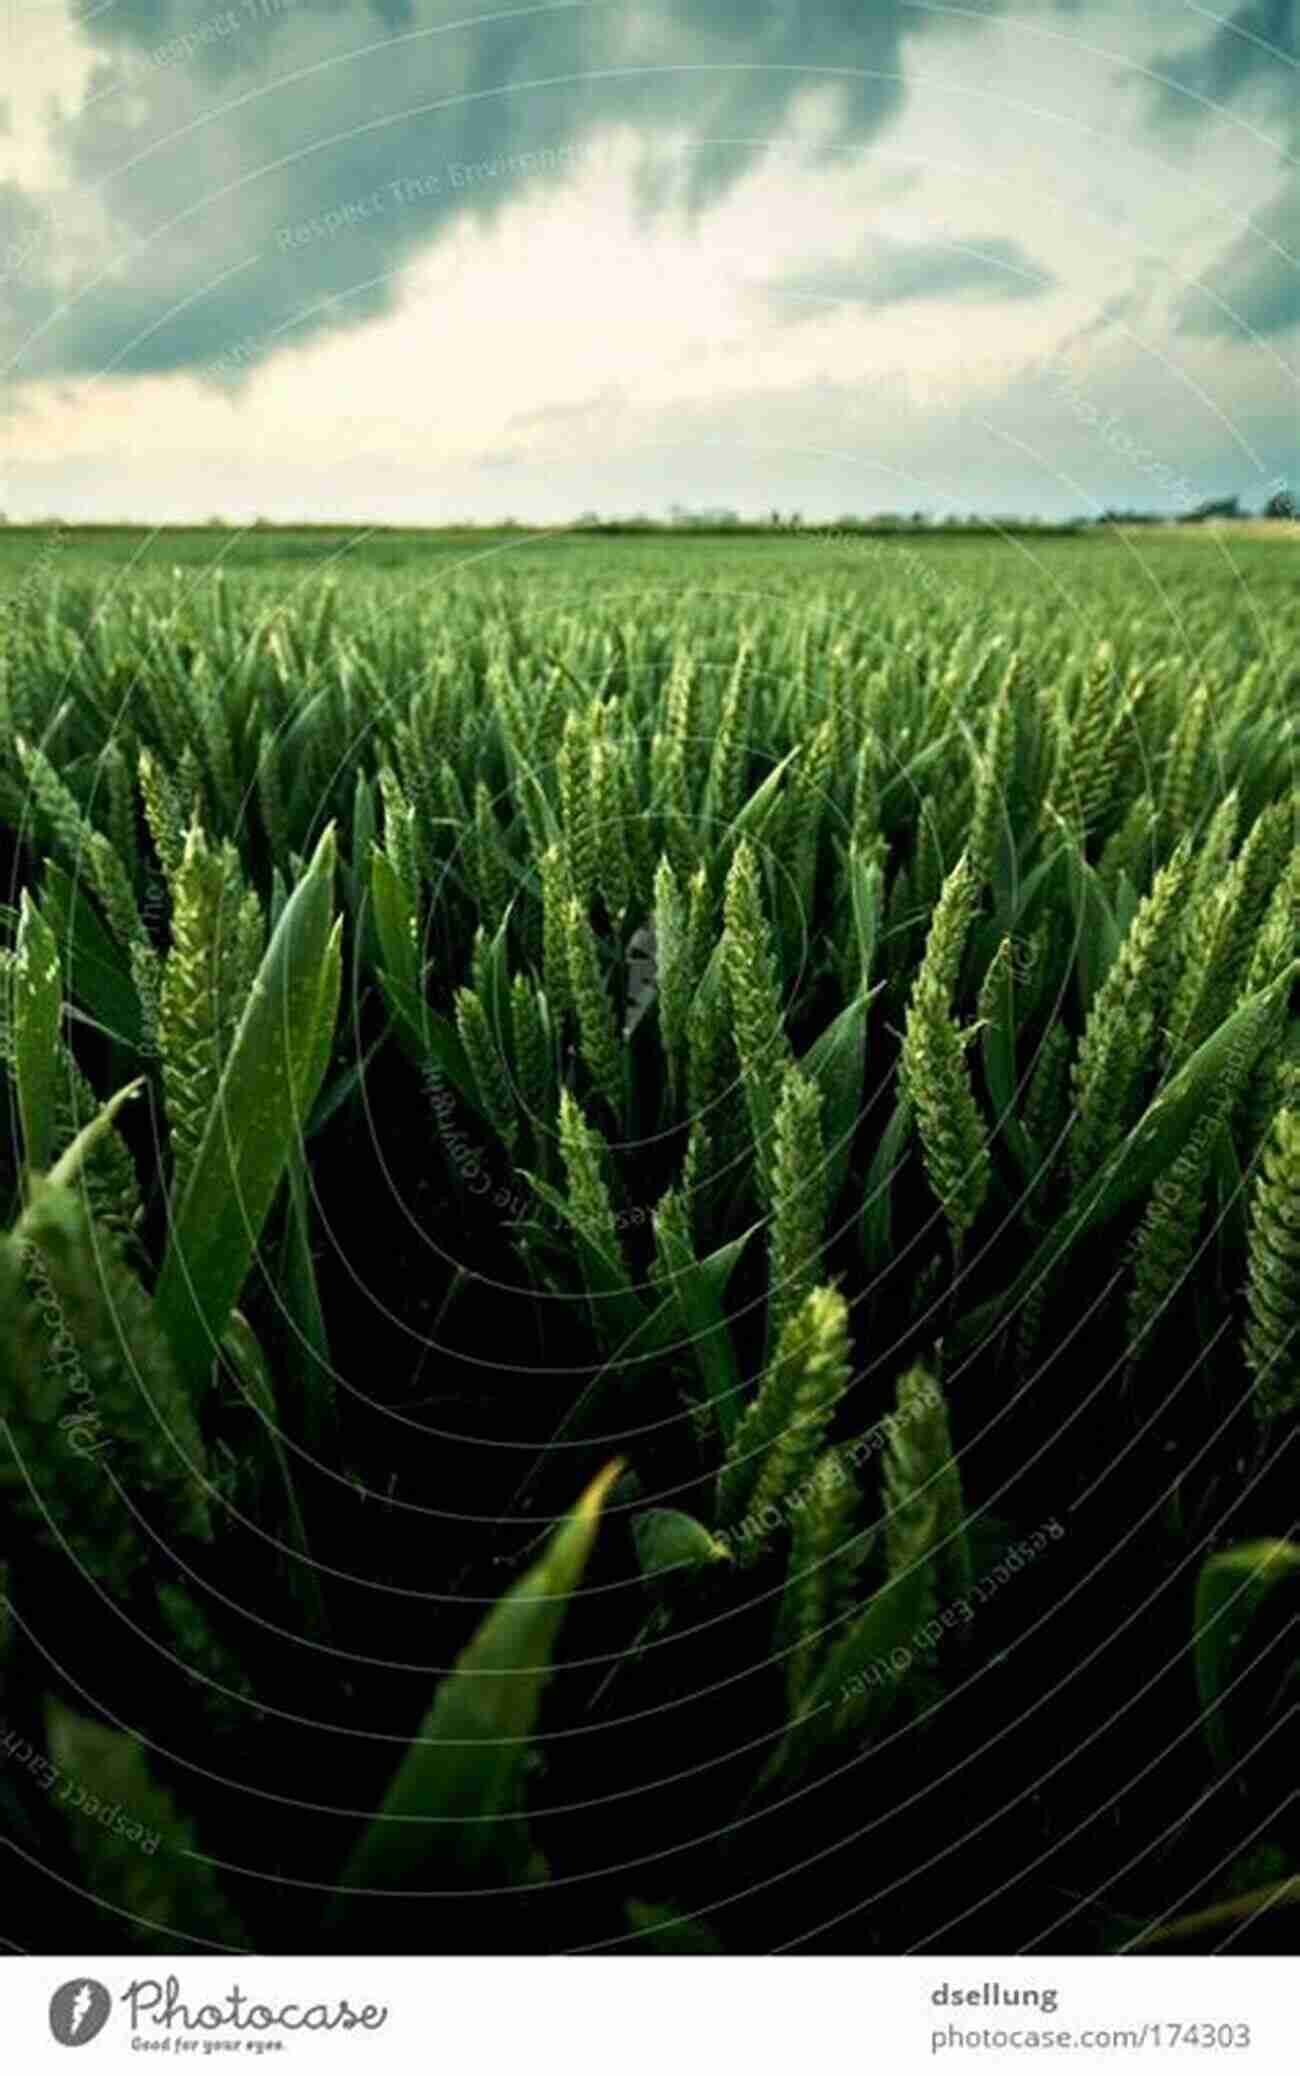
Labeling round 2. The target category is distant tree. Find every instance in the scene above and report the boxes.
[1186,494,1240,523]
[1098,508,1162,526]
[1264,487,1295,520]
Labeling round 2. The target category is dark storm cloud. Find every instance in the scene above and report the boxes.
[767,233,1054,316]
[0,184,58,361]
[1147,2,1298,342]
[4,0,963,384]
[1149,0,1297,122]
[1176,183,1300,341]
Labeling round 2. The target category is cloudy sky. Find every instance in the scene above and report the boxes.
[2,0,1295,521]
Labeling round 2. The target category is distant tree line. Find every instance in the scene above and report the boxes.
[0,490,1292,532]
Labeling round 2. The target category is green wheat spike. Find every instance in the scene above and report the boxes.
[176,745,204,829]
[17,1180,212,1543]
[198,679,239,824]
[54,1049,143,1243]
[82,828,144,956]
[438,757,472,844]
[539,842,572,1021]
[394,705,442,870]
[98,741,136,879]
[473,780,509,937]
[1047,641,1118,841]
[706,644,751,830]
[1244,1105,1300,1423]
[0,1227,144,1595]
[767,1065,826,1354]
[1237,858,1299,1152]
[664,649,694,746]
[591,737,631,924]
[46,1701,248,1945]
[798,1510,941,1758]
[678,1119,709,1233]
[1098,791,1158,897]
[469,924,491,1002]
[723,840,792,1191]
[557,1087,628,1286]
[377,766,421,917]
[918,849,977,1003]
[776,1448,863,1710]
[510,973,552,1143]
[455,987,518,1152]
[827,644,858,785]
[653,855,689,1099]
[82,824,163,1060]
[1244,848,1299,999]
[1070,835,1193,1189]
[534,668,566,768]
[649,1180,692,1308]
[1159,684,1212,841]
[1189,789,1241,909]
[784,718,834,920]
[565,896,624,1116]
[1165,878,1239,1072]
[718,1285,851,1545]
[977,936,1015,1062]
[158,820,256,1203]
[1102,668,1154,830]
[912,800,946,920]
[256,728,287,862]
[617,739,657,908]
[685,864,715,991]
[14,735,91,870]
[232,884,266,1005]
[685,950,730,1124]
[903,987,989,1252]
[659,734,696,888]
[558,708,598,911]
[1125,1110,1224,1368]
[1021,1019,1073,1189]
[1168,807,1295,1069]
[885,1362,970,1610]
[138,748,188,888]
[968,676,1016,888]
[900,854,990,1251]
[850,737,881,859]
[1230,804,1296,954]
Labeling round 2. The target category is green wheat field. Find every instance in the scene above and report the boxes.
[0,523,1296,1955]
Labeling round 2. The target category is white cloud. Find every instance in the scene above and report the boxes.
[3,0,1294,518]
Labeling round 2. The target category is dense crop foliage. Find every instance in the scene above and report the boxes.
[0,529,1297,1954]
